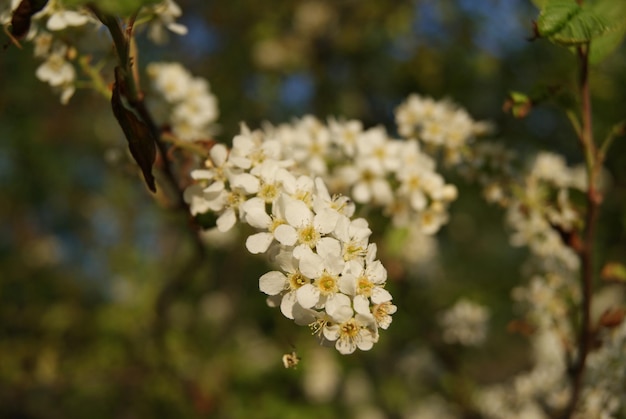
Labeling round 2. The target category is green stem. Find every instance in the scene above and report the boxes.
[598,121,626,166]
[78,56,111,99]
[161,133,211,158]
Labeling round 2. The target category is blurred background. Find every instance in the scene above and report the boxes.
[1,0,625,417]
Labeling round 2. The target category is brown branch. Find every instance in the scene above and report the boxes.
[561,43,601,419]
[89,3,208,343]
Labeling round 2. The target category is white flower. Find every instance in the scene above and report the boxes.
[338,157,394,205]
[340,243,390,303]
[356,126,401,172]
[312,177,355,219]
[33,32,54,58]
[323,294,379,355]
[273,195,338,251]
[419,204,449,235]
[371,300,397,330]
[291,116,332,175]
[333,216,371,261]
[47,9,90,31]
[145,0,188,44]
[329,118,362,157]
[258,251,312,319]
[439,299,490,346]
[277,171,315,206]
[242,196,287,254]
[295,242,345,309]
[35,49,75,87]
[147,62,192,103]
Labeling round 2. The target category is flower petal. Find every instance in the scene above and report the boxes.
[371,287,392,304]
[336,337,357,354]
[246,232,274,254]
[259,271,287,295]
[274,224,297,246]
[216,208,236,232]
[280,291,298,319]
[296,284,320,309]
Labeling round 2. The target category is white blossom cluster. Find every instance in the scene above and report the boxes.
[506,152,586,273]
[395,93,492,165]
[183,125,398,354]
[261,116,459,234]
[573,317,626,418]
[475,318,626,418]
[465,148,626,417]
[438,298,490,346]
[1,0,187,104]
[476,328,570,419]
[146,62,219,141]
[1,0,96,103]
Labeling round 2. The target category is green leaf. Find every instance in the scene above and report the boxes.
[537,0,610,46]
[537,0,581,38]
[588,0,626,63]
[601,262,626,283]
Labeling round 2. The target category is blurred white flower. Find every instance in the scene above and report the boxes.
[439,298,489,346]
[144,0,188,44]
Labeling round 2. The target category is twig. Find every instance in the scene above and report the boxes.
[561,42,601,419]
[88,3,208,342]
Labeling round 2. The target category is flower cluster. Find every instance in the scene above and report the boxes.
[184,125,397,354]
[395,93,492,165]
[476,328,570,418]
[147,62,219,141]
[261,116,459,234]
[182,95,493,353]
[463,147,615,417]
[506,152,586,273]
[1,0,97,103]
[1,0,187,104]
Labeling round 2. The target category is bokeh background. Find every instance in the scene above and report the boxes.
[1,0,625,417]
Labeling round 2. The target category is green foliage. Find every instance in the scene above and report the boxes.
[535,0,626,63]
[588,1,626,63]
[536,0,608,45]
[601,262,626,283]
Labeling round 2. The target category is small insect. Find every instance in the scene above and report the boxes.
[282,351,300,369]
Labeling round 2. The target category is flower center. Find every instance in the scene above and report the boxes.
[227,191,244,208]
[297,224,320,248]
[316,272,338,295]
[310,318,332,337]
[343,241,366,261]
[259,182,279,202]
[356,276,374,297]
[288,271,310,290]
[340,318,359,339]
[373,302,391,323]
